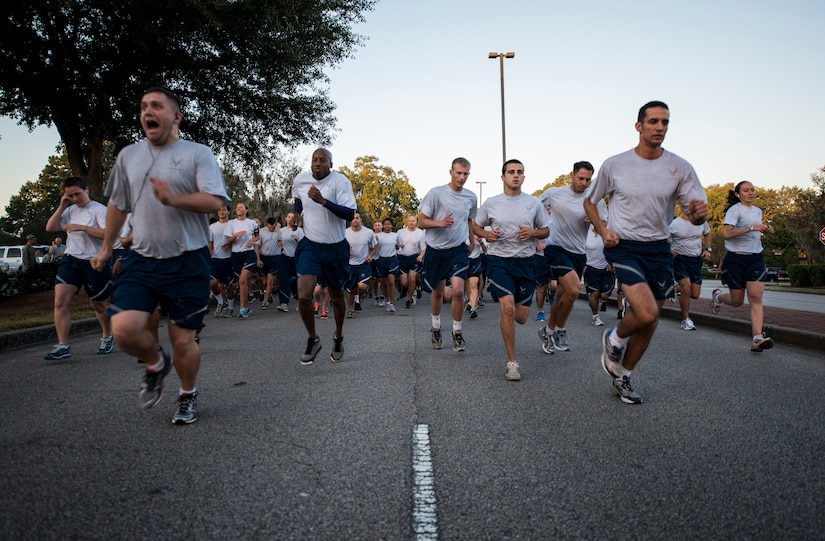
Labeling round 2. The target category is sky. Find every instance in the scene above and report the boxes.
[1,0,823,212]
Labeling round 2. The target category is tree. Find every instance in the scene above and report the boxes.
[0,0,376,199]
[338,156,419,227]
[784,167,825,264]
[0,149,74,241]
[222,159,302,225]
[531,174,569,197]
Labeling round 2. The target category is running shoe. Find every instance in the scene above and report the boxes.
[537,326,554,355]
[330,334,344,362]
[477,298,485,307]
[505,362,521,381]
[469,308,478,319]
[431,328,443,350]
[239,307,251,318]
[313,302,319,315]
[751,332,774,352]
[172,391,198,424]
[320,310,328,319]
[44,344,71,361]
[405,300,412,309]
[277,303,288,312]
[600,328,623,379]
[612,376,643,404]
[214,303,224,317]
[416,286,422,299]
[710,288,722,315]
[465,302,472,312]
[354,302,362,311]
[139,349,172,409]
[621,298,631,318]
[592,315,604,326]
[386,303,395,313]
[599,299,607,312]
[377,296,385,307]
[221,307,233,318]
[301,337,322,365]
[96,335,115,355]
[261,301,269,310]
[346,309,354,319]
[551,329,570,351]
[681,318,696,331]
[536,311,545,322]
[452,331,466,352]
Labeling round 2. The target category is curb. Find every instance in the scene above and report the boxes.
[0,317,101,352]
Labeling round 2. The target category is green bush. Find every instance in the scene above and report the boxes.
[12,262,57,293]
[788,264,811,287]
[809,264,825,287]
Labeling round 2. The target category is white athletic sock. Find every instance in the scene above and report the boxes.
[180,388,196,396]
[227,298,234,309]
[215,294,224,305]
[354,294,360,303]
[608,329,627,348]
[146,352,165,372]
[432,315,440,330]
[452,320,461,333]
[621,368,631,379]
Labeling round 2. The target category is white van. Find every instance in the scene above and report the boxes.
[0,245,51,274]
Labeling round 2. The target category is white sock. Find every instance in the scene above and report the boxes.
[147,351,165,372]
[609,329,627,348]
[452,320,461,333]
[227,298,234,309]
[621,368,631,379]
[432,315,440,329]
[215,294,224,305]
[753,334,763,341]
[180,388,196,396]
[354,294,360,303]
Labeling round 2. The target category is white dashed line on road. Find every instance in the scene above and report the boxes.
[412,423,438,540]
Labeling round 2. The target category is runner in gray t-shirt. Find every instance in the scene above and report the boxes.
[584,100,707,405]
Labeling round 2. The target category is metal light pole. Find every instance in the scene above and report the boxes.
[488,51,515,163]
[476,181,486,206]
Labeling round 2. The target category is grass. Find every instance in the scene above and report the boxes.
[0,289,97,332]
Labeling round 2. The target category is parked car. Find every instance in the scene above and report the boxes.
[0,245,51,274]
[766,267,788,282]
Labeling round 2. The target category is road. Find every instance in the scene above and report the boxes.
[2,295,824,540]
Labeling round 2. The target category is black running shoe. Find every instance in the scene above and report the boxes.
[172,391,199,424]
[301,337,322,365]
[139,349,173,409]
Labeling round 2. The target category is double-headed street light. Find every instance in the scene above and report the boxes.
[488,51,515,164]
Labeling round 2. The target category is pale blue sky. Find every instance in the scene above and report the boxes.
[1,0,823,212]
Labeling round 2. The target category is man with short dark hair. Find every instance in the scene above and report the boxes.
[584,100,707,405]
[91,87,229,424]
[45,177,114,360]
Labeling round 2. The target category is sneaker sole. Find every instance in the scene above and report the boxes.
[172,415,198,425]
[44,353,71,360]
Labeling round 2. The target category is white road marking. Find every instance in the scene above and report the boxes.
[413,423,438,540]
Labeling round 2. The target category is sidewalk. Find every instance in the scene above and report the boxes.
[592,293,825,353]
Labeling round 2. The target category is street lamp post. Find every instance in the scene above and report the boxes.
[488,51,515,163]
[476,181,486,207]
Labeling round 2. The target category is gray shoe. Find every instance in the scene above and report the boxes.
[139,349,173,409]
[537,326,554,355]
[612,376,643,404]
[751,332,774,352]
[96,335,115,355]
[330,335,344,362]
[171,391,199,424]
[301,337,322,365]
[431,328,442,350]
[551,329,570,351]
[505,362,521,381]
[214,304,223,317]
[452,331,466,352]
[600,328,623,379]
[221,307,233,318]
[710,288,722,315]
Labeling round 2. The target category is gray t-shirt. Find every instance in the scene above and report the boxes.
[588,149,706,242]
[540,185,589,254]
[106,139,229,259]
[669,216,710,257]
[474,192,550,259]
[723,203,764,254]
[419,184,478,250]
[345,227,377,265]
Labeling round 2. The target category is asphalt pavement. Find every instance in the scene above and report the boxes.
[2,292,825,540]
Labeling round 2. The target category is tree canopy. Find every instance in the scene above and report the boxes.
[338,156,419,228]
[0,0,376,199]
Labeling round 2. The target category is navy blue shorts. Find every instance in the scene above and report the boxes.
[295,238,351,291]
[398,254,421,274]
[260,254,280,276]
[468,256,484,278]
[485,255,535,305]
[421,244,469,293]
[109,247,210,330]
[232,250,257,277]
[534,253,554,285]
[113,248,130,263]
[721,252,766,289]
[55,255,113,301]
[376,256,400,278]
[584,265,615,295]
[604,239,673,300]
[346,262,372,291]
[673,254,703,284]
[210,257,234,284]
[544,245,586,280]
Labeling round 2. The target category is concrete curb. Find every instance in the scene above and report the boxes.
[0,317,101,352]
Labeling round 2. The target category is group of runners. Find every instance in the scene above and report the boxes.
[43,96,777,425]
